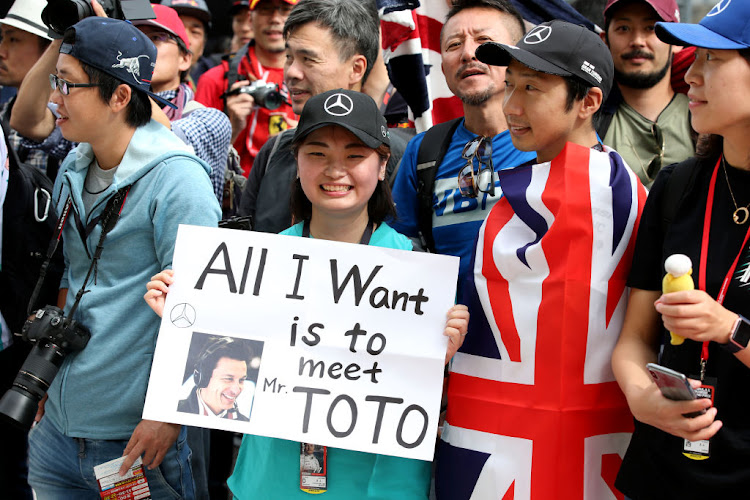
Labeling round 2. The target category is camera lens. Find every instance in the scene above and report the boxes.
[0,341,66,429]
[41,0,94,36]
[261,90,283,111]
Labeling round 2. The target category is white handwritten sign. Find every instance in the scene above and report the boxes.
[143,225,459,461]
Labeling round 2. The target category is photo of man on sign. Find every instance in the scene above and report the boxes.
[177,333,264,421]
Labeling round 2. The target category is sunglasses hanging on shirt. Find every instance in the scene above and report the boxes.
[457,136,495,198]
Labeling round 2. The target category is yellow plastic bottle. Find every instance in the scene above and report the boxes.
[662,254,694,345]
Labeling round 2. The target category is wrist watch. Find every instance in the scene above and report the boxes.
[722,315,750,354]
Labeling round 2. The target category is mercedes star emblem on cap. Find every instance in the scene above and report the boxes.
[524,25,552,45]
[707,0,731,17]
[324,93,354,116]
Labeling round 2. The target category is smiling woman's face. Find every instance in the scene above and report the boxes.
[296,125,385,222]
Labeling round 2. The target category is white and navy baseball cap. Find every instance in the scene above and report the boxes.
[655,0,750,49]
[293,89,390,149]
[0,0,55,41]
[476,20,614,98]
[60,17,176,109]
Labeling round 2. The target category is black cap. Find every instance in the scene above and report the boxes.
[293,89,390,149]
[161,0,212,29]
[476,20,614,98]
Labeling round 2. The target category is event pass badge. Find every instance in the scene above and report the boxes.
[300,443,327,494]
[683,378,716,461]
[94,456,151,499]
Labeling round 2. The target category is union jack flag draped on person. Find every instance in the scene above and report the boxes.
[436,143,647,499]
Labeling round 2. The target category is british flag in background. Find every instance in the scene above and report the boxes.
[436,143,647,499]
[377,0,594,131]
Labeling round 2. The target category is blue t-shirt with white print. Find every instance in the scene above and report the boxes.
[391,119,535,302]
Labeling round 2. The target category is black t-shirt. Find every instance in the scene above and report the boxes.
[616,155,750,499]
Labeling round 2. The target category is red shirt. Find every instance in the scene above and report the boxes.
[196,44,296,176]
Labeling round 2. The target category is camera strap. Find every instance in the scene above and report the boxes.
[26,186,132,317]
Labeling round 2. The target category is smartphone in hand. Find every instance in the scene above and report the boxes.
[647,363,705,418]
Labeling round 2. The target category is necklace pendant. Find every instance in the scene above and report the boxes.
[733,207,749,225]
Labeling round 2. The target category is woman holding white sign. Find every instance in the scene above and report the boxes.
[144,89,469,498]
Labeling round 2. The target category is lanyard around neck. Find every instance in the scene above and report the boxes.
[697,156,750,364]
[302,219,373,246]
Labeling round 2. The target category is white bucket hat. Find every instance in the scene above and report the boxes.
[0,0,55,41]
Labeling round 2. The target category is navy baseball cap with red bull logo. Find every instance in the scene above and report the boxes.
[476,20,615,99]
[655,0,750,49]
[59,17,176,109]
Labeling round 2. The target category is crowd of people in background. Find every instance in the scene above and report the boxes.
[1,0,749,498]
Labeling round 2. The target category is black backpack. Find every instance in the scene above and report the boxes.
[411,118,462,252]
[0,121,63,334]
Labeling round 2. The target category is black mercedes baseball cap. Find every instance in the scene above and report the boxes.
[476,20,614,98]
[293,89,390,149]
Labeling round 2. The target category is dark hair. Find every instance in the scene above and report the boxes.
[199,337,252,374]
[443,0,526,44]
[283,0,380,83]
[290,141,396,224]
[78,63,152,128]
[695,48,750,159]
[562,75,603,126]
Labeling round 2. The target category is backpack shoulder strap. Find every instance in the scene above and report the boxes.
[267,130,284,160]
[415,118,462,252]
[660,158,700,235]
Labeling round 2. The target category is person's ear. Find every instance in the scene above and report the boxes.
[578,87,603,121]
[378,154,389,181]
[348,54,367,88]
[600,30,608,46]
[179,49,193,72]
[110,83,132,113]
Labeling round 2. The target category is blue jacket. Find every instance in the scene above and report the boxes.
[46,120,221,439]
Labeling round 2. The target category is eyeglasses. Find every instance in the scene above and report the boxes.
[145,32,178,45]
[49,74,101,96]
[254,3,294,15]
[457,136,495,198]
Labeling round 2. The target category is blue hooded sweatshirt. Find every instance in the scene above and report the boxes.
[45,120,221,439]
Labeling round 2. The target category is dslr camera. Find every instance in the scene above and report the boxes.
[0,306,90,429]
[41,0,156,36]
[235,81,284,111]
